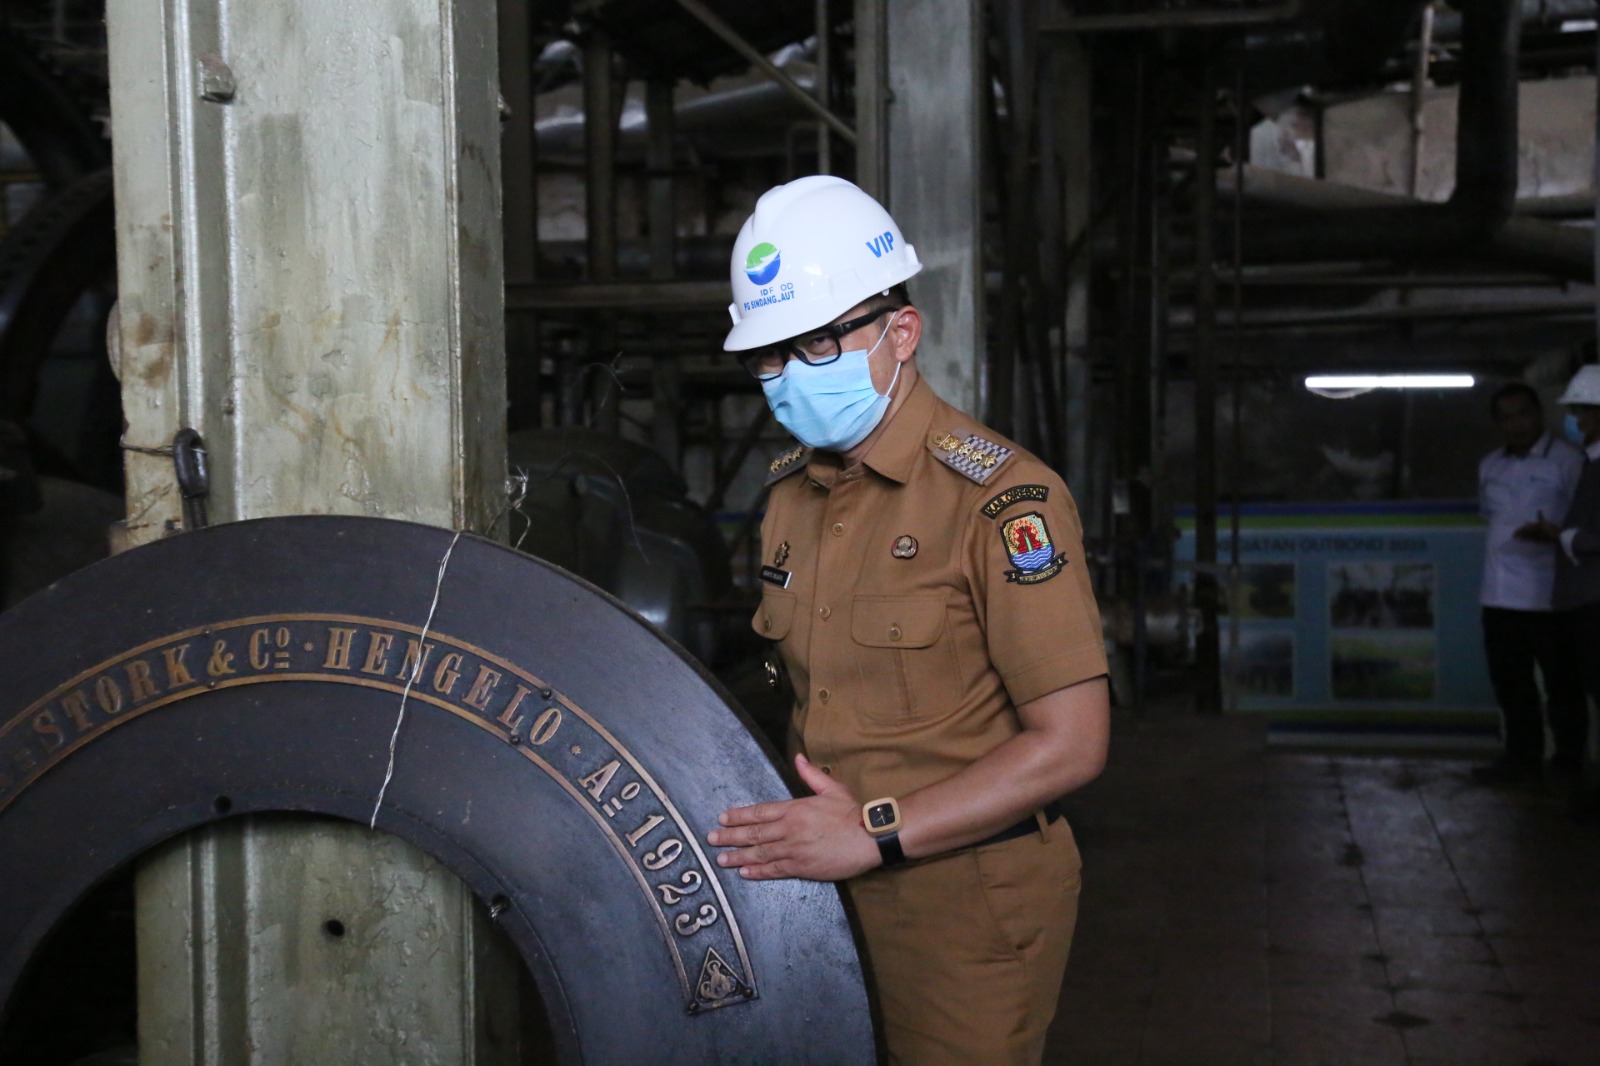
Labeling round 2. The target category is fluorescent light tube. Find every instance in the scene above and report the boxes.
[1304,374,1475,390]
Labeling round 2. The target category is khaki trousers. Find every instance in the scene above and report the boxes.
[844,821,1082,1065]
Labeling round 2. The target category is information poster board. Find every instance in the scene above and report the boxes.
[1176,502,1495,720]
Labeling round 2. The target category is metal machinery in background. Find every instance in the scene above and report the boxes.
[0,26,123,611]
[496,0,1600,715]
[2,0,1597,721]
[506,426,736,670]
[1030,0,1600,709]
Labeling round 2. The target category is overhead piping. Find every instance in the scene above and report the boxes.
[1226,0,1530,267]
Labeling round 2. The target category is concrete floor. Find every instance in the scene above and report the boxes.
[1046,698,1600,1065]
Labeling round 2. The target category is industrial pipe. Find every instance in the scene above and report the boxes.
[1217,166,1596,282]
[1226,0,1522,264]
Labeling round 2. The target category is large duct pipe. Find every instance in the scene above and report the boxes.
[1218,168,1595,282]
[1226,0,1558,270]
[1432,0,1598,37]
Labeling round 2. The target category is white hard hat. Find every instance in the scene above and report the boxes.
[1558,365,1600,406]
[723,175,922,352]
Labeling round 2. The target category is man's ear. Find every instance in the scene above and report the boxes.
[891,304,922,362]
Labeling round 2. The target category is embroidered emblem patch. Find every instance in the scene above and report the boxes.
[891,535,918,559]
[1000,511,1068,584]
[981,484,1049,519]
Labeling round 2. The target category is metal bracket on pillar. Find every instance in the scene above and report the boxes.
[171,428,209,531]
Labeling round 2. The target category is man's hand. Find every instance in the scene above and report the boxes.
[707,754,881,882]
[1515,510,1563,544]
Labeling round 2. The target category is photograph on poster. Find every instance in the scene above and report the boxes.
[1327,561,1434,629]
[1330,630,1437,700]
[1221,563,1296,620]
[1227,630,1295,698]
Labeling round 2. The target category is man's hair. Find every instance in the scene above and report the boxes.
[1490,381,1540,417]
[878,282,912,309]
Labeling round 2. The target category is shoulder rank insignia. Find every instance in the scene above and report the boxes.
[931,431,1012,485]
[1000,511,1068,584]
[765,444,808,486]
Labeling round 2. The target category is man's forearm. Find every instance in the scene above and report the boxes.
[895,676,1109,861]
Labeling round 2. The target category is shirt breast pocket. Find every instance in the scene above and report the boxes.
[754,588,797,639]
[851,593,962,724]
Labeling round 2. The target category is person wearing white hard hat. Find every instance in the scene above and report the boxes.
[1516,363,1600,819]
[706,176,1110,1062]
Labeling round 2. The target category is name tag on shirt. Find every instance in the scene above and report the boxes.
[760,565,792,589]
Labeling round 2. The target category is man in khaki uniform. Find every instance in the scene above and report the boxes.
[707,176,1109,1064]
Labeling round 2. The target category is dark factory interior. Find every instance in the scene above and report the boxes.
[1,0,1599,1063]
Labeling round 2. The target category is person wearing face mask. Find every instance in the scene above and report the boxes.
[1473,382,1584,789]
[706,176,1110,1064]
[1517,364,1600,820]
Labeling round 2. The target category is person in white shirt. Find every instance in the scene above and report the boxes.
[1517,366,1600,818]
[1475,381,1585,785]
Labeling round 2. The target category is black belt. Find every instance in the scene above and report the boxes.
[975,800,1064,849]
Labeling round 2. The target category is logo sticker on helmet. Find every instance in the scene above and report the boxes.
[744,242,781,285]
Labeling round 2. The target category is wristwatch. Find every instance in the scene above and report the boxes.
[861,796,906,867]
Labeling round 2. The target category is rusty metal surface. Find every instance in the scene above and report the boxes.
[0,515,874,1064]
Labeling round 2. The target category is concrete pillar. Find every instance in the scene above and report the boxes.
[105,0,511,1058]
[885,0,985,417]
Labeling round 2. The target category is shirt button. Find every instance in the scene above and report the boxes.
[889,624,903,641]
[762,615,772,633]
[831,522,845,536]
[818,688,831,703]
[819,605,832,620]
[821,765,833,775]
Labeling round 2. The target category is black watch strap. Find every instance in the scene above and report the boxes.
[875,830,906,868]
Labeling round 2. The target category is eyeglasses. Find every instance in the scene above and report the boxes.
[739,305,904,381]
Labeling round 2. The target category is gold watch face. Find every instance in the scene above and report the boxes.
[864,798,900,834]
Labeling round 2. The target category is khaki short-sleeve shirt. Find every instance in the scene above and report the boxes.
[752,376,1108,804]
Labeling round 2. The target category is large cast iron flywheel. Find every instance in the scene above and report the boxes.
[0,515,874,1064]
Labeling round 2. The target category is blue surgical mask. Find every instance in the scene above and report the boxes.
[761,315,900,452]
[1564,412,1586,445]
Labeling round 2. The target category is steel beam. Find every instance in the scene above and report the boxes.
[1042,1,1302,32]
[674,0,855,144]
[507,280,729,310]
[584,30,619,286]
[501,0,542,430]
[583,28,620,430]
[646,78,681,462]
[1051,33,1098,536]
[1193,60,1221,716]
[853,0,889,200]
[815,0,833,172]
[501,0,537,287]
